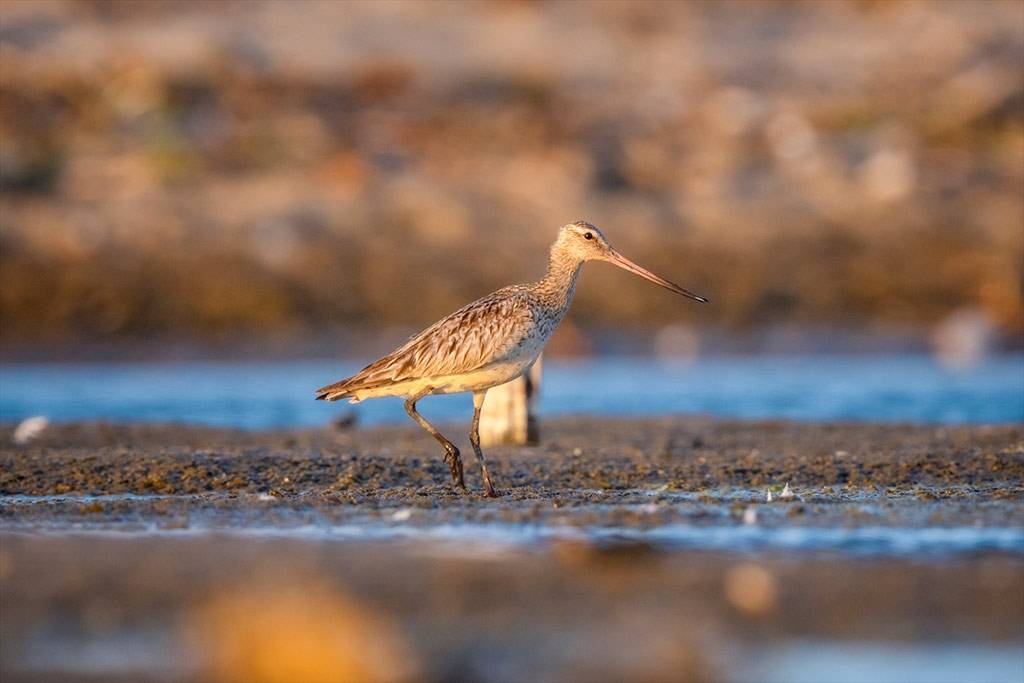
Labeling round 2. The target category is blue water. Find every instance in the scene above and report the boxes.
[0,354,1021,429]
[730,641,1024,683]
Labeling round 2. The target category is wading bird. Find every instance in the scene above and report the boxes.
[316,222,707,496]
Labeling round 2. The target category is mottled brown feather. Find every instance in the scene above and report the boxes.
[316,285,536,398]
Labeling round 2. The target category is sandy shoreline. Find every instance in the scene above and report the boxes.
[2,417,1021,532]
[4,416,1022,494]
[2,417,1022,682]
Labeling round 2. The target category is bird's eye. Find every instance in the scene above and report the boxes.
[584,232,593,240]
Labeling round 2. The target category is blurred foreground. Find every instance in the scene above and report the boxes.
[4,535,1021,683]
[2,418,1023,682]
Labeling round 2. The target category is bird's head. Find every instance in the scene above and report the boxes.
[555,221,613,261]
[554,220,708,303]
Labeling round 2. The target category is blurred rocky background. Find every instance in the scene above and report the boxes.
[1,0,1021,358]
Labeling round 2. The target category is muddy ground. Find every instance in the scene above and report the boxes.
[1,417,1022,682]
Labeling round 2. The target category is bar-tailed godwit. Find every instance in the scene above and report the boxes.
[316,221,707,496]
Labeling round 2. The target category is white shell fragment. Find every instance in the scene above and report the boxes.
[13,416,48,445]
[391,508,413,522]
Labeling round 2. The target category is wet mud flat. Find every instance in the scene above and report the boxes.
[1,417,1023,682]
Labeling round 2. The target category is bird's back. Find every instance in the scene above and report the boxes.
[316,286,538,400]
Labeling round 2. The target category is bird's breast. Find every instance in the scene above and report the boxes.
[529,304,569,345]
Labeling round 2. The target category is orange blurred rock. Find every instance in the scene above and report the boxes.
[187,578,420,683]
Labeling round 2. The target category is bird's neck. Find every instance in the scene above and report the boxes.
[537,247,582,310]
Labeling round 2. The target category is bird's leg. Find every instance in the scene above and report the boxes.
[470,391,499,497]
[404,389,465,491]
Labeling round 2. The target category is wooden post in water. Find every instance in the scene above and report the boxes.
[479,355,541,446]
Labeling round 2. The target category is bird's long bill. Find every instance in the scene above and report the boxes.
[605,249,708,303]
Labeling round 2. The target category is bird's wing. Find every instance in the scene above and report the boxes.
[322,287,534,394]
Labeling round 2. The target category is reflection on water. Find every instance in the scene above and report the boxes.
[1,354,1021,429]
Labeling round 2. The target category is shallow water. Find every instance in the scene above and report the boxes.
[2,353,1021,428]
[7,521,1022,558]
[4,489,1022,558]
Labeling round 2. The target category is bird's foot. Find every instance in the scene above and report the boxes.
[444,449,465,491]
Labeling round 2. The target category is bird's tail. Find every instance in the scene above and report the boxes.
[315,379,353,402]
